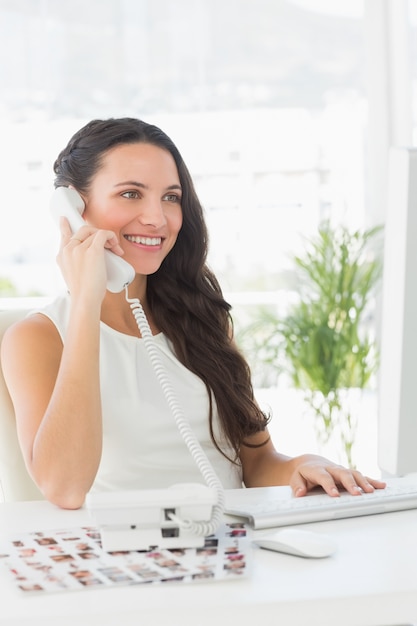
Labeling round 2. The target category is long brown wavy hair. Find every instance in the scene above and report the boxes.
[53,117,269,462]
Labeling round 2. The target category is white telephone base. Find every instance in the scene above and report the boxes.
[86,484,218,551]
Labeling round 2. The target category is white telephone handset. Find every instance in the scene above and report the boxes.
[50,186,135,293]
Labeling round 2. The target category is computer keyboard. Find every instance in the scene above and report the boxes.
[224,475,417,529]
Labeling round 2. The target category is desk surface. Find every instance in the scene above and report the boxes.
[0,498,416,626]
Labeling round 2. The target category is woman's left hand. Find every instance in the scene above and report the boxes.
[288,454,386,497]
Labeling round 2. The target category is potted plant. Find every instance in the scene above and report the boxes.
[237,221,383,468]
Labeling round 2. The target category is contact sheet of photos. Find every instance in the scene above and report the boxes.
[0,522,251,594]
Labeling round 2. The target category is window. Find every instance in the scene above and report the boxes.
[0,0,415,474]
[1,0,370,297]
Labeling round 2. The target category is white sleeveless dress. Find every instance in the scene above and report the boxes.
[34,294,243,492]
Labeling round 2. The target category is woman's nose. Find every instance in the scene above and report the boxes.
[137,199,167,228]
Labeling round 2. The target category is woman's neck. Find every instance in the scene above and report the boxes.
[100,277,159,336]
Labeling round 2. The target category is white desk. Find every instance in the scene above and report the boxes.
[0,499,416,626]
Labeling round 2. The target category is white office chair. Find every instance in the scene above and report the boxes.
[0,309,44,502]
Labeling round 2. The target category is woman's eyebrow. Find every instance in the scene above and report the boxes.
[114,181,182,192]
[114,180,147,189]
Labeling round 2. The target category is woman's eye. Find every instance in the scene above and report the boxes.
[121,191,139,199]
[163,193,181,203]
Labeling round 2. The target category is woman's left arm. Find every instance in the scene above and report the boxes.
[239,430,386,496]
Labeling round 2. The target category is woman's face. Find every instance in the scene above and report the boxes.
[83,142,183,276]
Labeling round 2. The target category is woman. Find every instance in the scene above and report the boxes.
[1,118,385,509]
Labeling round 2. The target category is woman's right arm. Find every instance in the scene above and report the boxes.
[1,212,127,508]
[1,302,103,509]
[0,218,125,508]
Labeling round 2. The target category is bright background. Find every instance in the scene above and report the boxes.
[1,0,416,476]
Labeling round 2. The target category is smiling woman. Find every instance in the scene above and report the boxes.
[0,116,385,511]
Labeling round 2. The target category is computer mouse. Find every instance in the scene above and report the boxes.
[253,527,337,558]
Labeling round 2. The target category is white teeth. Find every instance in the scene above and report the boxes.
[125,235,162,246]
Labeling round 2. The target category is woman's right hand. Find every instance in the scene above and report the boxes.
[57,217,124,302]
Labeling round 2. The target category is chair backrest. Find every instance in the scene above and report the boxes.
[0,309,44,502]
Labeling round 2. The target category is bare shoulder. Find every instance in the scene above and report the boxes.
[1,313,62,369]
[1,313,63,427]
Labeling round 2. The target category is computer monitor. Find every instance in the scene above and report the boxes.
[378,146,417,476]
